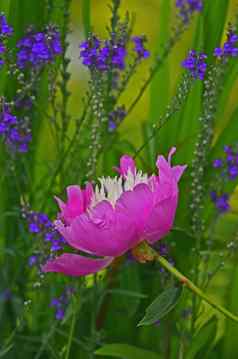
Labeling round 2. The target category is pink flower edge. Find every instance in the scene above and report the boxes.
[42,253,113,277]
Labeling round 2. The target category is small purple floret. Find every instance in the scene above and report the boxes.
[176,0,203,23]
[214,29,238,59]
[132,36,150,59]
[17,26,62,69]
[210,191,230,213]
[182,50,207,80]
[79,36,127,71]
[213,159,222,168]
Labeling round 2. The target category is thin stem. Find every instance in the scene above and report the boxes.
[65,311,77,359]
[126,20,186,116]
[155,253,238,323]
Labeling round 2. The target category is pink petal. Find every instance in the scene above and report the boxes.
[54,196,66,213]
[58,200,138,257]
[156,148,186,185]
[55,184,94,224]
[42,253,113,276]
[84,183,94,209]
[145,148,186,243]
[54,219,94,254]
[168,147,177,164]
[145,196,178,243]
[116,183,153,235]
[114,154,136,177]
[172,165,187,182]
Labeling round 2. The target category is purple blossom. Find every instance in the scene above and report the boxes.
[17,26,62,69]
[79,36,127,71]
[182,50,207,80]
[228,165,238,180]
[176,0,203,23]
[24,209,66,254]
[210,192,230,213]
[50,287,75,321]
[55,309,65,320]
[0,104,31,153]
[132,36,150,59]
[28,255,38,267]
[0,14,13,37]
[108,106,127,132]
[0,14,13,66]
[213,159,223,168]
[1,289,12,301]
[214,29,238,58]
[29,223,40,233]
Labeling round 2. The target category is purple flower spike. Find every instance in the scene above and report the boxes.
[176,0,203,23]
[0,14,13,37]
[50,287,74,320]
[210,191,230,213]
[132,36,150,59]
[17,26,62,69]
[213,159,223,168]
[108,106,127,132]
[0,103,32,153]
[182,50,207,80]
[228,165,238,180]
[214,28,238,59]
[79,36,127,71]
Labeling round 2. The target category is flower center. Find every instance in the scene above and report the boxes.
[90,170,149,208]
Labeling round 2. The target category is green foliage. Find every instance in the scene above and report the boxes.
[186,318,218,359]
[1,0,238,358]
[95,343,160,359]
[138,285,183,326]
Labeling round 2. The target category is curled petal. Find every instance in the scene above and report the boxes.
[42,253,113,276]
[168,147,177,164]
[156,148,186,188]
[172,165,187,182]
[55,184,94,224]
[114,154,136,177]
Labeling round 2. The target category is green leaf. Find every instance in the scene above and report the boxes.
[95,343,160,359]
[210,106,238,159]
[138,285,183,326]
[107,289,147,299]
[186,317,217,359]
[203,0,229,57]
[0,344,14,358]
[222,265,238,358]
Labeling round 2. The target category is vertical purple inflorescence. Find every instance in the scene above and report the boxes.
[214,28,238,58]
[108,106,127,132]
[79,34,150,71]
[210,145,238,213]
[0,13,13,66]
[79,35,127,71]
[176,0,203,23]
[132,36,150,60]
[23,208,67,269]
[17,26,62,69]
[50,287,75,320]
[0,102,32,153]
[182,50,207,80]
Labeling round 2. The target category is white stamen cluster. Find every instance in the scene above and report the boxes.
[90,170,148,208]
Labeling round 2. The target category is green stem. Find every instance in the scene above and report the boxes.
[65,311,76,359]
[156,254,238,323]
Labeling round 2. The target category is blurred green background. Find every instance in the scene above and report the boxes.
[1,1,238,358]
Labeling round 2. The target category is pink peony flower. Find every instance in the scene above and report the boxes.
[42,147,186,276]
